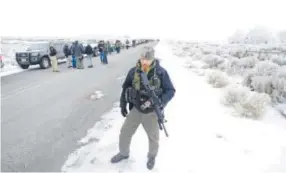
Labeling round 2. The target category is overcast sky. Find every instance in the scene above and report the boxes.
[0,0,285,41]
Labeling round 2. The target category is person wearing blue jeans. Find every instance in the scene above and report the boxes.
[100,52,105,64]
[98,40,105,64]
[72,55,76,68]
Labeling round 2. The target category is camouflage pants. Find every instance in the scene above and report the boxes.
[119,108,159,158]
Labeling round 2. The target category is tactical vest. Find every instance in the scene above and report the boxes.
[132,62,161,91]
[125,61,163,113]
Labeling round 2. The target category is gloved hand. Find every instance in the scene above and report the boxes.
[120,107,128,117]
[140,100,152,110]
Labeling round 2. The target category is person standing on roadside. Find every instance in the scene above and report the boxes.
[103,41,109,64]
[98,40,106,64]
[64,44,72,68]
[72,40,84,69]
[49,44,59,72]
[107,41,112,55]
[71,42,76,68]
[85,44,94,68]
[115,40,120,54]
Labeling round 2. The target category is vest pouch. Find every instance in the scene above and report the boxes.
[125,87,137,104]
[151,75,161,89]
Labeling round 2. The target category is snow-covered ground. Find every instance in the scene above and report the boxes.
[0,39,40,77]
[61,41,286,173]
[0,65,25,77]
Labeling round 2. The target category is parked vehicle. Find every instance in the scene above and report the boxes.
[15,41,66,69]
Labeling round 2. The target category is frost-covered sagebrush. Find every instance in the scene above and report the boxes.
[271,77,286,103]
[270,54,286,66]
[192,52,204,60]
[275,104,286,117]
[206,70,229,88]
[237,56,258,68]
[243,61,280,86]
[202,54,225,68]
[200,46,216,55]
[222,86,271,119]
[188,48,201,58]
[252,60,280,76]
[217,59,231,72]
[250,76,273,94]
[170,40,286,106]
[234,91,271,119]
[221,86,249,106]
[192,69,205,76]
[242,66,286,103]
[223,56,254,75]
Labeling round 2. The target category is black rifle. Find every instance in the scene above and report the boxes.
[140,71,169,137]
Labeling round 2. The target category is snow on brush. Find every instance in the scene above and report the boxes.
[61,42,286,173]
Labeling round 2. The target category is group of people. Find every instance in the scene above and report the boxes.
[48,40,125,72]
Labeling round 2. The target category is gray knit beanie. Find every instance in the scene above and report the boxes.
[140,46,155,60]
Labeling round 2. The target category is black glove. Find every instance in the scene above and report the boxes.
[120,107,128,117]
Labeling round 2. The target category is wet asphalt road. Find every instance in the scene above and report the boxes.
[1,43,154,172]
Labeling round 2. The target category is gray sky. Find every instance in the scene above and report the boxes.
[0,0,285,41]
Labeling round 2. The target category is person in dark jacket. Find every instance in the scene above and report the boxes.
[85,44,93,68]
[115,40,121,53]
[97,40,105,63]
[125,39,130,49]
[107,41,112,54]
[103,42,109,64]
[49,45,59,72]
[71,40,84,69]
[132,40,136,47]
[98,40,108,64]
[63,44,72,68]
[70,42,76,68]
[110,46,175,170]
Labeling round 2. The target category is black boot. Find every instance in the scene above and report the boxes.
[147,157,155,170]
[110,153,129,163]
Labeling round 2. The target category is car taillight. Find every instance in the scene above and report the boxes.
[0,55,3,60]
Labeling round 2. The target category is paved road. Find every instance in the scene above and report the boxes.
[1,43,154,172]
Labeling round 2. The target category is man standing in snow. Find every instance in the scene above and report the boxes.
[110,46,175,170]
